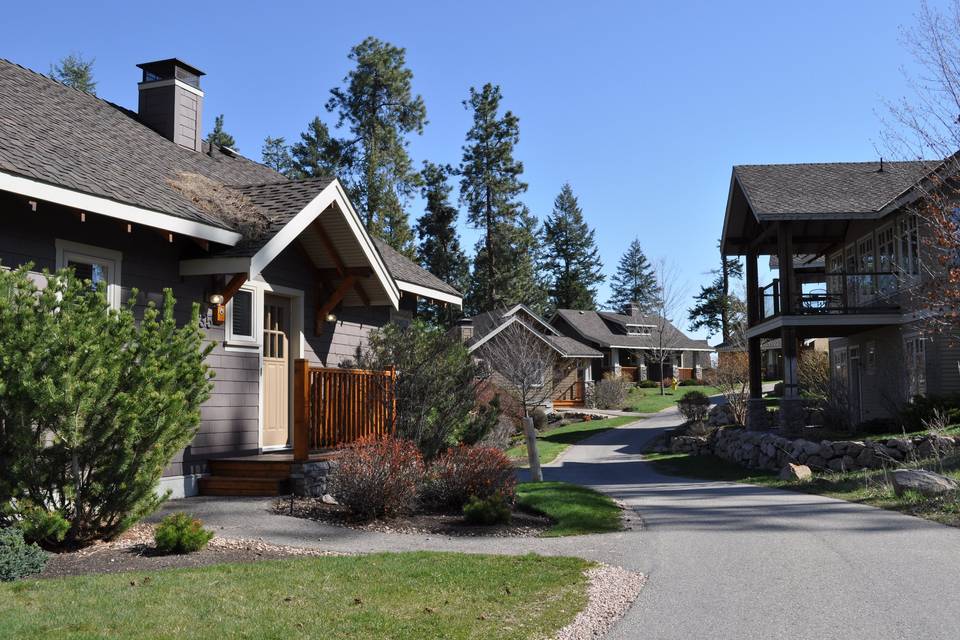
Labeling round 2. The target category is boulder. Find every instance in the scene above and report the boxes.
[805,455,826,470]
[891,469,959,498]
[780,463,812,482]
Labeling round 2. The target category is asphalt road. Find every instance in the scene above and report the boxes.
[162,406,960,639]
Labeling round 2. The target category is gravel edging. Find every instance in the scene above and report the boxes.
[554,564,646,640]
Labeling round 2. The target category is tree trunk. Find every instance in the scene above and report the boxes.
[523,416,542,482]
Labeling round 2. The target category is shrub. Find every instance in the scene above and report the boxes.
[420,445,516,511]
[0,266,213,547]
[678,379,700,387]
[638,380,659,388]
[677,391,711,422]
[0,527,47,581]
[13,503,69,547]
[328,437,425,519]
[356,322,490,459]
[422,445,515,510]
[532,407,549,430]
[153,513,214,554]
[591,373,629,409]
[462,494,512,526]
[901,394,960,431]
[771,382,785,397]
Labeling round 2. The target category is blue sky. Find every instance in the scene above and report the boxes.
[3,1,938,339]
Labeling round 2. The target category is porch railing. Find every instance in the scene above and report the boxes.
[554,380,586,405]
[293,360,396,461]
[755,271,900,323]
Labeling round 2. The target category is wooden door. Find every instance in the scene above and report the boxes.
[262,295,290,448]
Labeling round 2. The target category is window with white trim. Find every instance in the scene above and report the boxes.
[876,224,897,295]
[226,286,258,344]
[55,239,122,309]
[905,335,927,397]
[898,213,920,278]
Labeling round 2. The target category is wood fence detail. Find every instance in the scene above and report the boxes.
[294,359,395,461]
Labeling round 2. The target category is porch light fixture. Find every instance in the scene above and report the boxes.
[326,312,337,323]
[208,293,224,305]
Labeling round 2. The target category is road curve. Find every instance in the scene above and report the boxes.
[551,406,960,640]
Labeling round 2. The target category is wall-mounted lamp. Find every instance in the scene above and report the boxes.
[208,293,226,325]
[208,293,224,305]
[326,313,337,323]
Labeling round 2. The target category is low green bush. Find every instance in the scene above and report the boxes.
[900,394,960,431]
[462,494,512,526]
[532,407,549,430]
[153,513,214,554]
[771,382,785,397]
[638,380,658,388]
[678,379,700,387]
[15,504,69,547]
[677,390,711,422]
[0,527,47,581]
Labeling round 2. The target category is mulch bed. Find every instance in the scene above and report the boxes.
[277,497,553,537]
[38,524,340,579]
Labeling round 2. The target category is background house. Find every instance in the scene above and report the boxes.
[550,303,713,383]
[0,57,461,496]
[457,304,601,411]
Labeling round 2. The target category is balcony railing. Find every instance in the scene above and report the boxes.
[755,272,901,322]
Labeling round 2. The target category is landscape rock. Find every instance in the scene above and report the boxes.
[779,463,812,482]
[891,469,959,498]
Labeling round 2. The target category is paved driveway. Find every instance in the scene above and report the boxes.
[162,407,960,639]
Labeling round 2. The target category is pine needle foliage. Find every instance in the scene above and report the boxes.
[0,265,213,548]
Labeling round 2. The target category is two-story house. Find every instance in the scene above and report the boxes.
[720,160,951,429]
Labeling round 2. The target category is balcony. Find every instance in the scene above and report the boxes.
[756,271,901,323]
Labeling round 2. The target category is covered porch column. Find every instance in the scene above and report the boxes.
[745,248,769,430]
[776,221,805,433]
[610,347,621,377]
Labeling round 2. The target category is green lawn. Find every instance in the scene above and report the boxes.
[645,450,960,528]
[516,481,624,536]
[507,416,638,465]
[623,385,720,413]
[0,552,591,640]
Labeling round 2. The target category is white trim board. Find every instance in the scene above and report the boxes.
[0,170,242,245]
[396,279,462,307]
[55,238,123,309]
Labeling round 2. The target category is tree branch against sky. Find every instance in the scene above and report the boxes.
[50,53,96,94]
[646,259,689,395]
[542,183,605,310]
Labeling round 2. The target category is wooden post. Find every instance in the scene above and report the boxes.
[293,359,310,462]
[746,249,759,326]
[523,416,543,482]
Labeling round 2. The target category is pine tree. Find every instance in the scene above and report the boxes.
[415,162,469,325]
[459,83,532,312]
[206,114,237,150]
[326,37,425,257]
[290,117,345,179]
[261,136,293,175]
[688,242,744,341]
[50,53,96,94]
[542,183,604,310]
[607,238,659,312]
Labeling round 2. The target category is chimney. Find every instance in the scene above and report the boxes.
[456,317,474,342]
[624,302,641,317]
[136,59,205,152]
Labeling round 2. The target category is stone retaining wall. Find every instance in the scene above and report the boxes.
[671,428,960,473]
[289,460,336,497]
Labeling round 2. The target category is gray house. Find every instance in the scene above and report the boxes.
[0,57,461,496]
[550,303,713,383]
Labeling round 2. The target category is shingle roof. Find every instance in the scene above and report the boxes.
[211,177,335,257]
[733,161,932,217]
[553,309,712,351]
[0,58,281,230]
[372,238,462,297]
[463,308,600,358]
[543,335,603,358]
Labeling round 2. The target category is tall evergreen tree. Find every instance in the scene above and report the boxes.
[206,114,237,150]
[542,183,604,310]
[325,37,425,257]
[261,136,293,175]
[290,117,345,179]
[415,162,469,326]
[50,53,96,94]
[607,238,659,312]
[688,242,744,341]
[459,83,532,312]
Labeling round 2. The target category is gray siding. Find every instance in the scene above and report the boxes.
[0,194,395,481]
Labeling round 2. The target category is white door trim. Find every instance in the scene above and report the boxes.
[256,283,305,452]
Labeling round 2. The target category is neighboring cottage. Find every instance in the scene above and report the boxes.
[550,303,713,383]
[456,304,601,410]
[0,57,461,496]
[714,337,829,380]
[720,159,953,429]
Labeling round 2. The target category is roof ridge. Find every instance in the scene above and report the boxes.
[734,159,933,169]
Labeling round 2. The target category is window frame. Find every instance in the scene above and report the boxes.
[225,284,260,346]
[55,239,123,309]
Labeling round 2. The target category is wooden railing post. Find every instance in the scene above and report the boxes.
[293,359,310,462]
